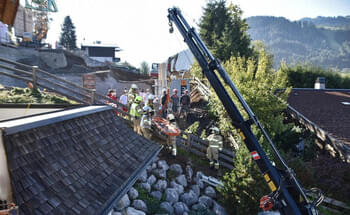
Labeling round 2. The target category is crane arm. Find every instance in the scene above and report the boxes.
[167,7,321,215]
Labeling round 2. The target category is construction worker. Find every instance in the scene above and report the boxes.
[170,89,180,115]
[140,106,153,139]
[119,89,129,114]
[180,89,190,119]
[161,89,168,118]
[206,127,223,170]
[129,96,143,135]
[128,84,138,108]
[146,94,155,115]
[167,113,178,156]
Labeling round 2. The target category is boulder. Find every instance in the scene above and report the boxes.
[132,200,147,212]
[152,168,167,179]
[180,190,198,206]
[147,175,157,185]
[170,181,184,195]
[169,164,183,175]
[139,182,151,193]
[151,162,157,170]
[138,170,147,183]
[194,172,204,189]
[128,187,139,200]
[112,212,122,215]
[185,165,193,182]
[191,203,207,211]
[191,184,200,198]
[153,179,167,191]
[157,160,169,171]
[176,174,187,187]
[165,188,179,204]
[198,195,213,208]
[115,194,130,211]
[173,202,189,215]
[213,200,228,215]
[126,207,146,215]
[160,202,174,215]
[150,191,162,201]
[204,186,216,198]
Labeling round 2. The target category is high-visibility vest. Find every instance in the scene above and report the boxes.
[207,134,223,149]
[130,103,142,118]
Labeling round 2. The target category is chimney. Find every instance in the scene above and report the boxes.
[314,77,325,89]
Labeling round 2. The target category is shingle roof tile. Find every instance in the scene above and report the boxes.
[3,107,161,214]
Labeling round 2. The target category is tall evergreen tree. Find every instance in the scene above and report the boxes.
[199,0,252,62]
[59,16,77,50]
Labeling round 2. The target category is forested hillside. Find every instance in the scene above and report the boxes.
[246,16,350,72]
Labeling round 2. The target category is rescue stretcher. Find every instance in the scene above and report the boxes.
[152,117,181,136]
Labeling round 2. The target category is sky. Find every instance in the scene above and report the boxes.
[24,0,350,67]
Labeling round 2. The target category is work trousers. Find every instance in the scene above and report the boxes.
[132,118,141,135]
[142,128,152,139]
[167,135,177,156]
[207,147,219,168]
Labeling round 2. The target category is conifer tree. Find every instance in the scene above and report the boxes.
[199,0,252,62]
[59,16,77,50]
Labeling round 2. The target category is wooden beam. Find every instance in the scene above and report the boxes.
[0,0,19,26]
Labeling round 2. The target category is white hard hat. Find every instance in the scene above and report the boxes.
[211,127,219,133]
[143,106,150,113]
[131,84,138,89]
[167,114,175,121]
[148,94,155,100]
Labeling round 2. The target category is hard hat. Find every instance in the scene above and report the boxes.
[162,88,167,93]
[210,127,219,133]
[143,106,150,113]
[173,89,178,93]
[131,84,138,89]
[148,94,155,100]
[135,96,142,103]
[167,114,175,121]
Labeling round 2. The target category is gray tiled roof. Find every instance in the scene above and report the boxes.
[2,106,161,214]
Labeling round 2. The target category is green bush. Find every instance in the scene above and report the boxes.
[281,63,350,89]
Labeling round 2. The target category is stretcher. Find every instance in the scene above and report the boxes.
[152,117,181,136]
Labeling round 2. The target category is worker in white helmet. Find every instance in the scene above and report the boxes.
[146,94,155,114]
[141,106,153,139]
[128,84,138,108]
[167,113,178,156]
[206,126,223,170]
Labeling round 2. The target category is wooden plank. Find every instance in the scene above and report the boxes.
[0,70,31,82]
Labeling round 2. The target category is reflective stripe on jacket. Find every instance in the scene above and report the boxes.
[207,134,223,149]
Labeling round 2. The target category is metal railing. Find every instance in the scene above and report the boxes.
[0,57,130,117]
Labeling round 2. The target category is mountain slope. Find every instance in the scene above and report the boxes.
[246,16,350,72]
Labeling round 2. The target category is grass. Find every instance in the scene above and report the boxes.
[0,87,77,104]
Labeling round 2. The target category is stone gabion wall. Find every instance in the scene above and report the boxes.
[110,157,228,215]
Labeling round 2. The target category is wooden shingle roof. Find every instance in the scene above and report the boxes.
[1,106,161,214]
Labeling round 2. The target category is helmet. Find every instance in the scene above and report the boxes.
[173,89,178,93]
[148,94,155,100]
[167,114,175,121]
[131,84,138,89]
[143,106,150,113]
[210,127,219,134]
[135,96,142,103]
[162,88,167,94]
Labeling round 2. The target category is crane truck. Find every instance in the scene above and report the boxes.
[167,7,323,215]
